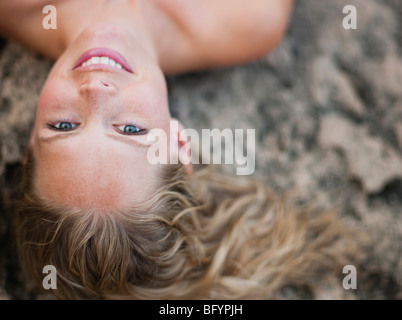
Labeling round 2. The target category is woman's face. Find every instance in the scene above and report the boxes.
[30,24,175,211]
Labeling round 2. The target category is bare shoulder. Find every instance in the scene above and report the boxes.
[0,0,67,58]
[0,0,54,27]
[153,0,294,74]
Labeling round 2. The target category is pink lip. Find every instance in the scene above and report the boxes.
[73,47,134,73]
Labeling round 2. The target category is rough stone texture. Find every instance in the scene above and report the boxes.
[1,0,401,299]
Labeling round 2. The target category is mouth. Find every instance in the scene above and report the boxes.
[73,47,134,73]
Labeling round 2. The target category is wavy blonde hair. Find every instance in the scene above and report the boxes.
[16,150,362,299]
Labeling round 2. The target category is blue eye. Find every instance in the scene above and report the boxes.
[123,125,140,133]
[116,124,147,135]
[48,122,78,131]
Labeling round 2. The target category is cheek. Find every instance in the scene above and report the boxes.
[37,84,57,116]
[37,74,76,115]
[125,80,170,120]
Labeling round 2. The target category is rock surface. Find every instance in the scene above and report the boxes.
[1,0,401,299]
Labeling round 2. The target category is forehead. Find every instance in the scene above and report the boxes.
[32,138,161,211]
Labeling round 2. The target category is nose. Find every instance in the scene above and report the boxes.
[79,78,117,96]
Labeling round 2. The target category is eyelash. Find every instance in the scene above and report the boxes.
[46,119,148,135]
[46,118,79,131]
[114,123,148,135]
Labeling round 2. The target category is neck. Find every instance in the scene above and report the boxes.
[58,0,160,68]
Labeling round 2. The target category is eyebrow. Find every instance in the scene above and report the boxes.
[106,133,150,148]
[38,132,149,149]
[38,131,80,143]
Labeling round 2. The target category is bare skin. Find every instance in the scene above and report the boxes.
[0,0,293,212]
[0,0,293,73]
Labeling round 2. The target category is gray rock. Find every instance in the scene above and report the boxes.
[319,115,402,193]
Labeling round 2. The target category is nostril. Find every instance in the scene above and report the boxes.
[80,79,116,94]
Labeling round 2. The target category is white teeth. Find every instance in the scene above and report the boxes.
[100,56,109,64]
[81,56,123,70]
[91,57,100,64]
